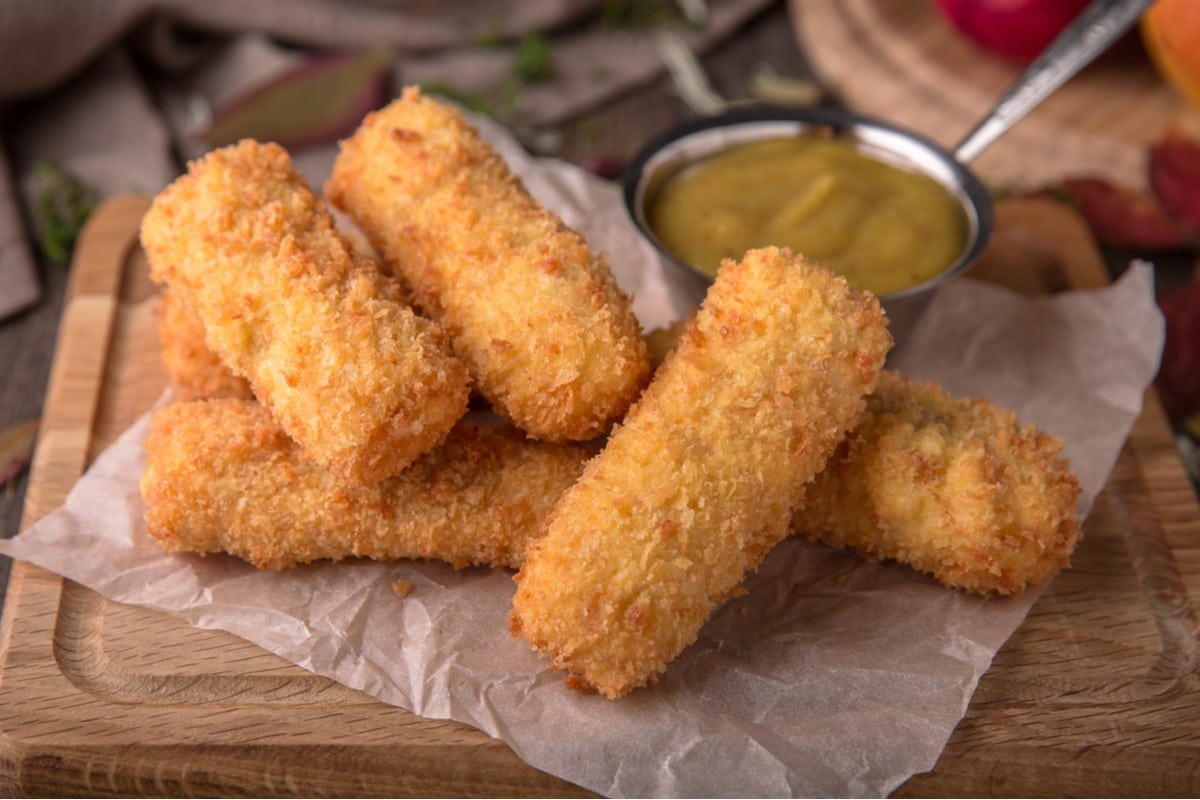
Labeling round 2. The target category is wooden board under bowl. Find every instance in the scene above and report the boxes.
[0,195,1198,796]
[791,0,1200,188]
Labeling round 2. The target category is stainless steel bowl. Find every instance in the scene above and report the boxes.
[622,105,995,342]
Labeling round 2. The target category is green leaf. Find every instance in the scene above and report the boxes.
[513,32,556,84]
[32,162,97,265]
[205,46,393,149]
[420,82,499,118]
[598,0,693,28]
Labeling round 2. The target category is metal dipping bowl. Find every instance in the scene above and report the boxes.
[622,0,1153,343]
[621,105,994,342]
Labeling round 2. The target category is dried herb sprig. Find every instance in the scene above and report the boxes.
[513,32,556,84]
[32,162,98,265]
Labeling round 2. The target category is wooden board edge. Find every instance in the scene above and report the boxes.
[20,195,152,529]
[3,193,1198,797]
[0,195,594,798]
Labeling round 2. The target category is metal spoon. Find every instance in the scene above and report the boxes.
[954,0,1156,163]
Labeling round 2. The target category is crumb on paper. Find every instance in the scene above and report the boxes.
[564,674,598,694]
[729,585,749,598]
[392,579,413,598]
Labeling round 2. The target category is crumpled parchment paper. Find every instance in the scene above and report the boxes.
[0,115,1166,797]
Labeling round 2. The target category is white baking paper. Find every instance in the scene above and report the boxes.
[0,115,1166,797]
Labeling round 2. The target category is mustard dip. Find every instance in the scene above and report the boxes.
[646,137,967,295]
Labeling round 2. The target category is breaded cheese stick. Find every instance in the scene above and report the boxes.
[326,87,650,442]
[156,288,253,401]
[140,140,470,485]
[509,247,892,697]
[644,319,1082,595]
[792,371,1082,595]
[141,399,590,570]
[155,216,404,405]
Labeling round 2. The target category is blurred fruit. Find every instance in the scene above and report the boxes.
[933,0,1091,63]
[1142,0,1200,111]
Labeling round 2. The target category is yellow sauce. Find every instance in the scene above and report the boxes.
[646,137,967,295]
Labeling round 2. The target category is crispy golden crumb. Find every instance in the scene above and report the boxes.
[392,579,414,598]
[792,371,1082,595]
[156,288,253,401]
[156,261,407,405]
[643,313,694,371]
[141,400,590,571]
[642,319,1084,596]
[140,139,470,485]
[326,86,650,442]
[509,247,891,698]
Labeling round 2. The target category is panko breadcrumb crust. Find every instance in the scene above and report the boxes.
[140,139,470,485]
[155,288,254,401]
[793,371,1082,595]
[644,319,1084,596]
[326,86,650,442]
[510,247,892,698]
[141,399,590,571]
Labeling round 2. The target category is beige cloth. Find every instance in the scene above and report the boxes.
[0,0,775,320]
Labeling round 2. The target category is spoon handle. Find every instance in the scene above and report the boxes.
[953,0,1155,164]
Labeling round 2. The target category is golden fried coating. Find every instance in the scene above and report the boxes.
[156,288,253,401]
[141,399,591,571]
[644,318,1083,595]
[510,247,892,697]
[326,86,650,442]
[792,371,1082,595]
[140,139,470,485]
[642,312,694,371]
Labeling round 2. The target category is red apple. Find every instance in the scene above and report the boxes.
[933,0,1093,63]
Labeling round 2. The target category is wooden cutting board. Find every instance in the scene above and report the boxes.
[1,195,1198,797]
[791,0,1200,188]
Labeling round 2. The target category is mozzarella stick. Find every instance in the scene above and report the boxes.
[510,247,892,697]
[140,140,470,485]
[792,371,1082,595]
[156,288,253,401]
[645,320,1082,595]
[326,87,650,442]
[141,399,590,571]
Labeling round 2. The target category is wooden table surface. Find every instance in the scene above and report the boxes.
[2,1,1199,796]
